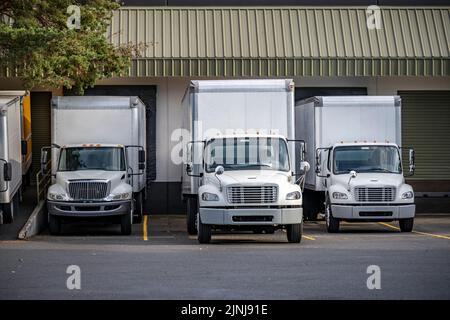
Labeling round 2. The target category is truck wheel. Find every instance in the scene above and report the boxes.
[186,197,198,235]
[325,198,340,233]
[133,191,143,224]
[25,170,31,187]
[121,211,132,235]
[302,190,317,221]
[197,216,211,244]
[1,202,14,224]
[49,215,61,235]
[286,223,302,243]
[399,218,414,232]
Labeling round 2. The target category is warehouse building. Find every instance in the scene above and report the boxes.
[1,1,449,214]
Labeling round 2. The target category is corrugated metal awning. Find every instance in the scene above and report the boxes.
[109,6,450,77]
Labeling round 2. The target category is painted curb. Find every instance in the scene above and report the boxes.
[18,200,47,240]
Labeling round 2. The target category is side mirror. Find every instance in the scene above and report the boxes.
[409,149,415,174]
[347,170,357,191]
[300,161,310,175]
[299,142,306,162]
[138,149,146,170]
[139,149,146,163]
[315,152,320,174]
[21,140,28,156]
[215,165,224,176]
[40,150,48,173]
[315,156,321,174]
[3,162,12,181]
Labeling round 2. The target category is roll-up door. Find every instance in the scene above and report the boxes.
[399,91,450,193]
[30,92,52,184]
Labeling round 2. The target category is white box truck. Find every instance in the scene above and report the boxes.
[43,96,146,235]
[295,96,416,232]
[0,91,32,186]
[181,80,309,243]
[0,95,22,224]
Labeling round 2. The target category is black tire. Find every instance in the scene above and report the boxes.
[286,223,302,243]
[121,211,132,235]
[399,218,414,232]
[186,197,198,235]
[48,215,61,235]
[197,217,211,244]
[302,190,316,221]
[303,189,319,221]
[25,170,31,187]
[1,202,14,224]
[133,191,143,224]
[325,197,340,233]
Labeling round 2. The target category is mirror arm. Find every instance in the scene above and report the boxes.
[187,172,203,178]
[215,173,222,192]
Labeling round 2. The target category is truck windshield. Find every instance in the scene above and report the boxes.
[204,137,290,172]
[333,146,402,174]
[58,147,126,172]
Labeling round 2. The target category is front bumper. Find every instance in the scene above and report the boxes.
[199,207,302,225]
[331,204,415,220]
[48,200,131,217]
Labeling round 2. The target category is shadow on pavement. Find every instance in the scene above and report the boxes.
[0,186,37,240]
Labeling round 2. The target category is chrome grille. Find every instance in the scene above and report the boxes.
[354,187,396,202]
[227,185,278,204]
[68,181,108,200]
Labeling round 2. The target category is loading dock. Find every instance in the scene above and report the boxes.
[0,6,449,214]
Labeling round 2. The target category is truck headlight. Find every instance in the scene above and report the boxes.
[402,191,414,199]
[110,192,131,201]
[286,191,301,200]
[332,192,348,200]
[202,192,219,201]
[48,193,69,201]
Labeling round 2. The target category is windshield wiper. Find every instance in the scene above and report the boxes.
[366,167,396,173]
[219,164,274,170]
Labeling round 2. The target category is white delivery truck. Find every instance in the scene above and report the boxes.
[0,94,22,224]
[43,96,146,235]
[295,96,416,232]
[0,91,32,186]
[181,80,309,244]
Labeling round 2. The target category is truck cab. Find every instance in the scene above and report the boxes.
[190,134,309,243]
[316,142,416,232]
[46,144,138,235]
[44,96,147,235]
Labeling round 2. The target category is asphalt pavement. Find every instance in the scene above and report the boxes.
[0,214,449,299]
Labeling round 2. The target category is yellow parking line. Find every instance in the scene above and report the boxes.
[303,235,316,241]
[378,222,400,230]
[378,222,450,240]
[143,215,148,241]
[412,230,450,240]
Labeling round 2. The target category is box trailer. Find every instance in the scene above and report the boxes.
[0,91,32,186]
[0,95,23,224]
[43,96,147,235]
[181,79,309,243]
[295,96,415,232]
